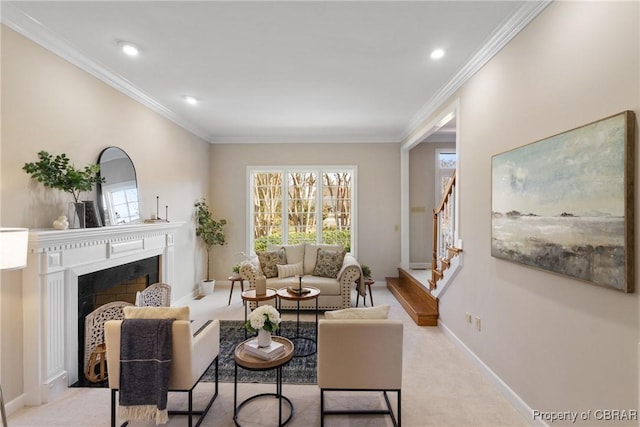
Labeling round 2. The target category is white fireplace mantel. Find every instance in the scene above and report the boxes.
[22,222,182,405]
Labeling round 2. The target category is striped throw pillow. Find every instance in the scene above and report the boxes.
[277,262,304,279]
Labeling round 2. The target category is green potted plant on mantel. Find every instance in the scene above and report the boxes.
[194,198,227,296]
[23,151,104,229]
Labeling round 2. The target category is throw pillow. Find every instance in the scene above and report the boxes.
[324,304,390,320]
[257,247,287,278]
[277,262,304,279]
[268,243,305,266]
[313,248,346,278]
[303,243,343,274]
[123,306,190,320]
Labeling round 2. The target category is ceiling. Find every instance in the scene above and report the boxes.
[2,1,547,144]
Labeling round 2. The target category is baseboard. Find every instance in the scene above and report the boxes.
[439,321,549,427]
[409,262,429,269]
[5,392,25,417]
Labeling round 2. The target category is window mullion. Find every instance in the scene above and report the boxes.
[317,169,324,244]
[282,170,289,244]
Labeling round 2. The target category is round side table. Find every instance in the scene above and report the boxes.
[276,286,320,357]
[241,288,278,339]
[228,275,245,305]
[233,336,295,427]
[356,278,376,307]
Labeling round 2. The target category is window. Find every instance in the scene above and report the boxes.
[435,149,456,205]
[249,166,356,254]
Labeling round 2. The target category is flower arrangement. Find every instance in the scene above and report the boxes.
[245,304,281,333]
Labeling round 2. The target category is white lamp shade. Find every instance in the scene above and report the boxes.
[0,227,29,270]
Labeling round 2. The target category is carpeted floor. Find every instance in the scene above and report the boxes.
[7,284,530,426]
[203,320,318,384]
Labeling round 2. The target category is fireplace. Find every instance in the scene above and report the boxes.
[75,256,160,386]
[22,222,180,405]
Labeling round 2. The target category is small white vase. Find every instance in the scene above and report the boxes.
[257,329,272,348]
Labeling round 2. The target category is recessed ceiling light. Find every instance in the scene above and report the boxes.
[430,48,445,60]
[183,95,199,105]
[118,41,140,57]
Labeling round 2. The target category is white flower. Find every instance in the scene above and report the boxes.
[246,304,281,332]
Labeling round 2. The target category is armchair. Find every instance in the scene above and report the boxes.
[105,306,219,427]
[317,318,403,426]
[137,282,171,307]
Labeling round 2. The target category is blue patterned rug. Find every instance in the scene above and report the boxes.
[202,320,317,384]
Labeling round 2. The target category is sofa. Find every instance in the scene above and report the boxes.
[240,243,362,310]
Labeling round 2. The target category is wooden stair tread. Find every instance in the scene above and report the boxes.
[386,269,438,326]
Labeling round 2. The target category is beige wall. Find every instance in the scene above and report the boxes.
[208,143,401,282]
[408,2,639,424]
[0,26,211,401]
[1,0,638,421]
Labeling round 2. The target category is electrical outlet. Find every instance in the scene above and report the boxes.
[465,312,472,323]
[475,317,481,332]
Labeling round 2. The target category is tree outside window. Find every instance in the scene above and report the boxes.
[250,167,355,254]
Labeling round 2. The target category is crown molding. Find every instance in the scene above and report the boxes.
[208,134,398,144]
[399,0,551,142]
[2,1,551,146]
[1,3,212,142]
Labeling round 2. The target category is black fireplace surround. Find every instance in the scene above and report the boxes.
[76,256,159,386]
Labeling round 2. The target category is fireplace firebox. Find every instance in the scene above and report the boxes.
[75,256,160,386]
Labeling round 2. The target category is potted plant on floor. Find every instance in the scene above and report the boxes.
[194,198,227,295]
[361,264,372,280]
[23,151,104,228]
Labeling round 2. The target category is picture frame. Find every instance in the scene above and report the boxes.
[491,111,635,292]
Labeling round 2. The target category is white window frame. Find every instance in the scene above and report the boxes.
[247,165,357,256]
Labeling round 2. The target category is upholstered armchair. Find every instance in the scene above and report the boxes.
[104,306,219,427]
[317,317,403,426]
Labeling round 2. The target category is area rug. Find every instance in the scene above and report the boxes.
[202,320,317,384]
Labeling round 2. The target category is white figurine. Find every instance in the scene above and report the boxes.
[53,215,69,230]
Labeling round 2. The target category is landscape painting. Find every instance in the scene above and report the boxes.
[491,111,635,292]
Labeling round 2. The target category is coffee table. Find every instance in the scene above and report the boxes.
[276,286,320,357]
[233,336,295,427]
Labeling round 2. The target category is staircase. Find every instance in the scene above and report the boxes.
[387,269,438,326]
[388,172,463,326]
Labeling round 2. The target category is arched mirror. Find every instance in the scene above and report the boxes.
[97,147,140,225]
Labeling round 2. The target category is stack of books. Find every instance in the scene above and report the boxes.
[287,286,311,295]
[244,339,285,360]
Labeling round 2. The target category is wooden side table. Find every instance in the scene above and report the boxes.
[356,278,376,307]
[241,288,278,339]
[233,336,294,427]
[276,286,320,357]
[228,275,245,305]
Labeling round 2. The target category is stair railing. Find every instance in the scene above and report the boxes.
[430,171,461,290]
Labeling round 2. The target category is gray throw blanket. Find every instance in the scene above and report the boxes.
[119,318,174,425]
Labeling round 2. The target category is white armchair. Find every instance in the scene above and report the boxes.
[105,306,219,427]
[317,318,403,426]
